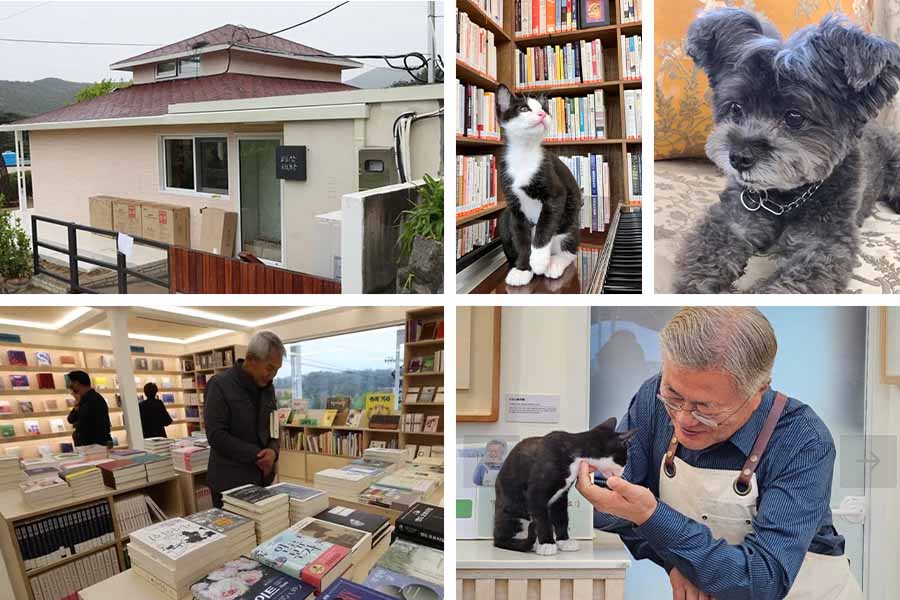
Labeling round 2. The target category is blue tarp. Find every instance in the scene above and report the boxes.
[2,151,16,167]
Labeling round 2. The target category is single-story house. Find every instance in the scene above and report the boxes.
[0,24,443,281]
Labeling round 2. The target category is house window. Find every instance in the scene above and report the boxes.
[162,136,229,194]
[156,61,177,79]
[179,56,200,77]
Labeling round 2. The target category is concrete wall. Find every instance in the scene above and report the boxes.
[130,49,344,84]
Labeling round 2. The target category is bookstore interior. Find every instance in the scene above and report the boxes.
[0,305,445,600]
[456,0,643,293]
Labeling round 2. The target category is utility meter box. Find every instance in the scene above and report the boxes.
[358,148,398,191]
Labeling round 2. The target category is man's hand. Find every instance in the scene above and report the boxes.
[574,461,658,526]
[670,567,713,600]
[256,448,276,476]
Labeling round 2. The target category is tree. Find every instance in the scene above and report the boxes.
[73,79,132,104]
[391,62,444,87]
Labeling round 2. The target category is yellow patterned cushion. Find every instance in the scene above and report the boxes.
[655,0,873,160]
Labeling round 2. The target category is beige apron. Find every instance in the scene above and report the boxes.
[658,392,863,600]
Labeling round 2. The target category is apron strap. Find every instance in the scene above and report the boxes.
[662,391,789,494]
[734,391,788,494]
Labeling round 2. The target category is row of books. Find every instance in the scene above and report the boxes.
[16,500,115,571]
[0,398,75,413]
[514,0,584,36]
[544,90,606,141]
[408,350,443,374]
[406,317,444,342]
[195,348,235,370]
[0,373,65,390]
[621,34,642,80]
[112,493,164,537]
[628,151,643,206]
[577,244,606,293]
[624,88,642,139]
[456,7,498,78]
[401,413,441,433]
[0,350,77,367]
[1,418,69,438]
[29,546,119,600]
[457,80,501,140]
[471,0,503,25]
[515,38,605,89]
[558,153,611,233]
[405,385,443,403]
[456,154,498,218]
[302,430,364,457]
[622,0,641,23]
[457,217,500,260]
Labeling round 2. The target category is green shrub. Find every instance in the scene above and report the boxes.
[0,200,33,280]
[398,174,443,258]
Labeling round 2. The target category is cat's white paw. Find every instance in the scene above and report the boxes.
[530,244,551,275]
[556,539,579,552]
[546,252,575,279]
[505,268,534,287]
[534,543,558,556]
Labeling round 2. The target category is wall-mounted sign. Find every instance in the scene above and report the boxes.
[276,145,307,180]
[505,393,560,423]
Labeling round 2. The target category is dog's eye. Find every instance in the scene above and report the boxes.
[518,105,530,112]
[728,103,744,120]
[784,110,806,129]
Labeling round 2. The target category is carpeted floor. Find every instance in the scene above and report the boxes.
[654,160,900,294]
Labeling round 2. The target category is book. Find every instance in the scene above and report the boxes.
[314,505,391,548]
[134,358,149,370]
[49,419,65,433]
[7,350,27,366]
[0,423,13,438]
[222,484,287,512]
[292,517,370,555]
[319,579,395,600]
[129,517,227,568]
[36,373,55,390]
[151,358,165,371]
[364,566,444,600]
[407,358,422,373]
[396,503,443,550]
[358,484,423,513]
[250,527,351,592]
[320,409,338,427]
[44,398,58,411]
[23,420,40,435]
[34,351,52,366]
[418,386,436,403]
[423,415,440,433]
[18,400,34,413]
[375,539,443,586]
[60,354,76,365]
[0,400,10,414]
[10,375,29,388]
[268,482,330,523]
[190,557,315,600]
[14,500,114,569]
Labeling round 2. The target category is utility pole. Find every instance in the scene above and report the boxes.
[427,1,436,83]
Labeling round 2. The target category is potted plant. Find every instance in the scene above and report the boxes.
[0,197,33,292]
[397,174,443,294]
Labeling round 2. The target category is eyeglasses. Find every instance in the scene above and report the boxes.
[656,393,752,429]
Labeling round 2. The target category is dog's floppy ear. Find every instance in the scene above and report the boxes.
[686,8,779,85]
[817,15,900,115]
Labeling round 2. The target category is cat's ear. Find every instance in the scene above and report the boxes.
[536,94,549,112]
[595,417,617,430]
[497,84,513,114]
[618,429,638,444]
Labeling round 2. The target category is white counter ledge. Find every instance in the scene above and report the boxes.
[457,533,632,600]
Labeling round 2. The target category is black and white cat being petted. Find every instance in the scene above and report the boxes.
[495,84,583,287]
[493,418,635,555]
[674,9,900,294]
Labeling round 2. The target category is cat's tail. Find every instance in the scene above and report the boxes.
[493,518,536,553]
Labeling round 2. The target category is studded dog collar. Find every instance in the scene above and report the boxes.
[739,181,824,216]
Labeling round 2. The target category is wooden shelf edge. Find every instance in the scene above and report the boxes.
[457,203,505,227]
[25,540,117,577]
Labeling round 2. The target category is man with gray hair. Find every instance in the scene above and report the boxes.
[205,331,286,508]
[575,307,862,600]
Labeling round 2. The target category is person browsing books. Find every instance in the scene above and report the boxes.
[139,382,172,439]
[66,370,112,447]
[205,331,284,508]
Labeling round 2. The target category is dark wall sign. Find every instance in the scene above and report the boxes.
[276,145,307,181]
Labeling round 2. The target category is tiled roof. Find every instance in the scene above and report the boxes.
[112,24,348,67]
[14,74,356,125]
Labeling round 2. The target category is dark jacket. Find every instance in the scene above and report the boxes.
[66,388,112,447]
[139,396,173,439]
[204,360,279,494]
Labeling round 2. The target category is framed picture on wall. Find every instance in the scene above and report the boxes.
[456,307,501,422]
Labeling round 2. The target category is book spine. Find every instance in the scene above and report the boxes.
[395,522,444,550]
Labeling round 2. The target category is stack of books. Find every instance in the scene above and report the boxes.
[313,467,379,496]
[358,484,424,512]
[59,463,104,496]
[19,476,71,505]
[250,516,369,592]
[363,446,409,465]
[131,453,174,483]
[221,484,289,543]
[22,461,61,482]
[144,437,175,458]
[128,518,231,600]
[113,493,154,537]
[185,508,257,559]
[314,505,392,549]
[110,448,146,460]
[190,557,315,600]
[0,455,21,487]
[395,503,443,550]
[267,482,329,525]
[368,538,444,598]
[79,444,109,461]
[172,446,209,472]
[98,459,146,489]
[377,465,442,497]
[350,457,398,476]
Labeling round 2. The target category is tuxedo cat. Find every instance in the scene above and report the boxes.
[493,418,634,555]
[496,84,583,287]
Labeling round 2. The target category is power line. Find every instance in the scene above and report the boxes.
[0,37,158,47]
[249,1,350,40]
[0,1,50,23]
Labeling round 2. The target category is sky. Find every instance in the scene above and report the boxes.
[0,0,443,82]
[277,325,403,379]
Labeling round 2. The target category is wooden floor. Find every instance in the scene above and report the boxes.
[470,262,582,294]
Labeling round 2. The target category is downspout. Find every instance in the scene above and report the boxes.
[14,130,27,212]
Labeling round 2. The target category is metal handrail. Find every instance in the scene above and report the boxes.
[31,215,170,293]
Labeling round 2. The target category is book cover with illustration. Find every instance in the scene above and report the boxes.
[190,556,315,600]
[250,529,347,582]
[6,350,27,366]
[314,506,390,546]
[268,482,326,503]
[1,424,16,438]
[319,578,396,600]
[36,373,55,390]
[292,517,368,553]
[129,517,225,561]
[0,401,10,414]
[364,566,444,599]
[223,484,286,510]
[10,375,29,389]
[34,352,52,367]
[374,539,443,586]
[185,508,252,535]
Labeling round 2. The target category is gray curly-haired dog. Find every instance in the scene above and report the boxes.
[673,9,900,294]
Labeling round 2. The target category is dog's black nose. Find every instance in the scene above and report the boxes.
[729,150,756,171]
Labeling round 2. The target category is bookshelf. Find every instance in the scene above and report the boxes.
[0,475,183,600]
[278,422,399,482]
[178,344,247,434]
[401,307,445,455]
[0,342,188,457]
[455,0,643,291]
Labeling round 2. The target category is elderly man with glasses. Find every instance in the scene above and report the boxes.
[575,307,862,600]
